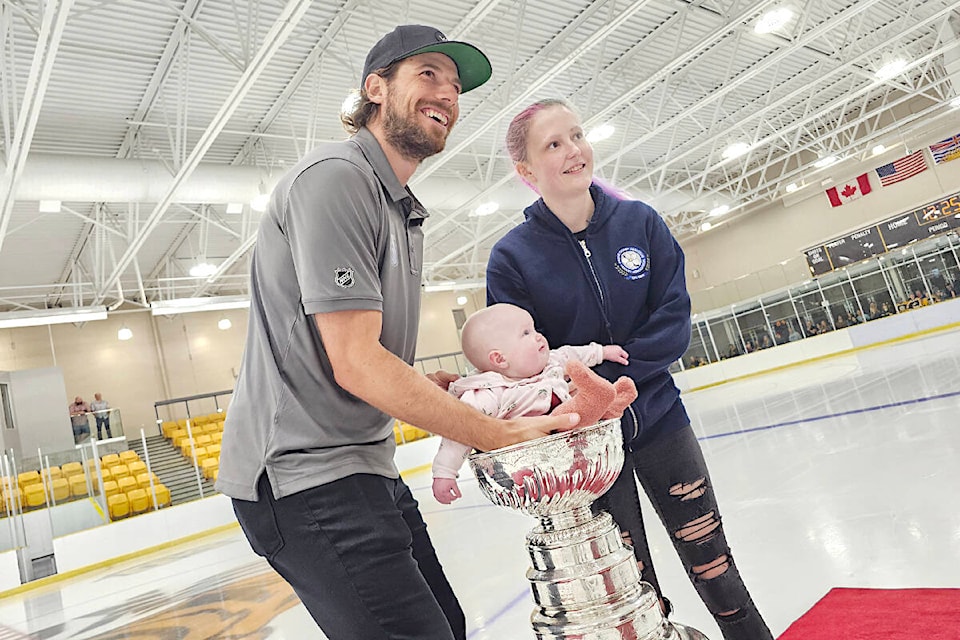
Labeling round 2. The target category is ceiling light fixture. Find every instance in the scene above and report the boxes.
[150,295,250,316]
[586,123,615,143]
[708,204,730,217]
[700,221,713,232]
[189,263,218,278]
[226,202,243,214]
[218,317,232,330]
[950,97,960,108]
[785,183,799,193]
[872,144,886,156]
[38,200,62,213]
[0,306,109,329]
[814,155,839,168]
[473,201,500,217]
[754,8,794,34]
[875,58,907,81]
[250,193,270,212]
[722,142,750,159]
[423,279,485,293]
[456,295,468,306]
[117,326,133,341]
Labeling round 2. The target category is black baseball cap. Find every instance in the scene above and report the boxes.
[362,25,492,93]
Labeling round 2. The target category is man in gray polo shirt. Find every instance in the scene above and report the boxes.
[216,25,579,640]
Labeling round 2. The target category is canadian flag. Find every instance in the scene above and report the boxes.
[825,173,872,207]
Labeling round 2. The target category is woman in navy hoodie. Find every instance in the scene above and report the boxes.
[486,98,772,640]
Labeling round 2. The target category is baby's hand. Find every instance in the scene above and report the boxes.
[602,345,629,365]
[432,478,462,504]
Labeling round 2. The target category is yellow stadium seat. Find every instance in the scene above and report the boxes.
[117,476,137,494]
[42,466,63,481]
[61,461,83,476]
[201,458,219,480]
[161,421,178,438]
[119,450,139,465]
[135,472,158,489]
[170,428,186,442]
[206,443,221,459]
[108,494,129,519]
[127,460,147,476]
[195,435,212,448]
[101,453,121,467]
[179,438,196,456]
[109,464,130,480]
[191,446,208,463]
[24,483,46,508]
[127,488,149,514]
[176,418,188,428]
[47,478,70,502]
[102,480,120,499]
[69,475,89,497]
[2,487,22,513]
[18,470,41,487]
[210,431,223,444]
[150,483,171,508]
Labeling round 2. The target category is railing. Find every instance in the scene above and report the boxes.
[67,407,125,444]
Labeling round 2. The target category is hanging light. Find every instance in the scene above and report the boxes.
[456,296,468,306]
[117,326,133,341]
[218,317,232,330]
[189,263,217,278]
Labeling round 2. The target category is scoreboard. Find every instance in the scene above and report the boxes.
[805,192,960,275]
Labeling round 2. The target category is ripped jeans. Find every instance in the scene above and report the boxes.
[592,423,773,640]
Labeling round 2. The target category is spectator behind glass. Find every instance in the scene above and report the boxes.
[90,392,112,440]
[68,396,90,444]
[431,303,629,504]
[486,98,773,639]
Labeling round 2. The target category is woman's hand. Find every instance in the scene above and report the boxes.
[602,345,629,365]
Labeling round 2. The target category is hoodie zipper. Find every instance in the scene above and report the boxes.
[578,237,640,443]
[579,240,604,307]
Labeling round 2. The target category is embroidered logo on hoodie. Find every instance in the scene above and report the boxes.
[615,247,649,280]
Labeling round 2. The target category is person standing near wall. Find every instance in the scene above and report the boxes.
[215,25,579,640]
[68,396,90,444]
[90,392,112,440]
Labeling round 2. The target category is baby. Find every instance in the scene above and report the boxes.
[431,303,630,504]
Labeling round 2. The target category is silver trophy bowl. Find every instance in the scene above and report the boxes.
[470,418,624,521]
[469,418,709,640]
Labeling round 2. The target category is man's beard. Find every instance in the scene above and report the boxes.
[381,97,448,162]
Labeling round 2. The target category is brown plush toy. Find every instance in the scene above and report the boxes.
[552,360,638,426]
[508,360,639,495]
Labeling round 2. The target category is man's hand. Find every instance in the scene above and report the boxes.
[602,345,629,365]
[432,477,462,504]
[426,369,459,390]
[478,412,581,452]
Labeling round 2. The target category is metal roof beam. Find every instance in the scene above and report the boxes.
[93,0,313,305]
[0,0,74,253]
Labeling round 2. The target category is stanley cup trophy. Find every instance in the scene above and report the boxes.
[469,418,709,640]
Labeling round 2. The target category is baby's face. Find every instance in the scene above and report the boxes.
[497,307,550,379]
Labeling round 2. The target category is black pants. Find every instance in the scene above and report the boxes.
[232,473,465,640]
[594,423,773,640]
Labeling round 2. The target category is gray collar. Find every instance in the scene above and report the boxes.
[354,127,428,221]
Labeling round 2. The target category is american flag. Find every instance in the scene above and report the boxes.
[875,150,927,187]
[929,133,960,164]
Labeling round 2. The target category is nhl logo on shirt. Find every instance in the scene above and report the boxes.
[334,267,355,288]
[615,246,648,280]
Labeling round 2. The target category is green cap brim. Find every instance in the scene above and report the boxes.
[403,42,492,93]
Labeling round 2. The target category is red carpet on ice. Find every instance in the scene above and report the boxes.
[777,588,960,639]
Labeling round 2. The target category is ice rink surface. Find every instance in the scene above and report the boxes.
[2,327,959,639]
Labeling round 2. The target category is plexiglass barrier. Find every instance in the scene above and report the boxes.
[676,232,960,370]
